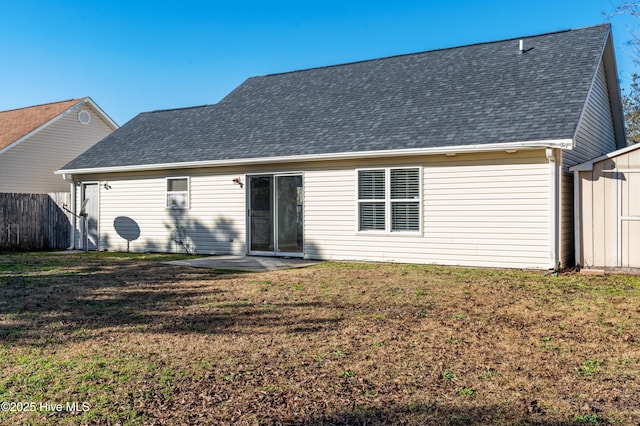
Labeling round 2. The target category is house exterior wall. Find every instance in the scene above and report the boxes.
[78,149,553,269]
[81,168,247,254]
[305,150,550,268]
[0,107,113,193]
[560,61,618,268]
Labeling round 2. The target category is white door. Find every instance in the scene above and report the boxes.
[81,183,99,250]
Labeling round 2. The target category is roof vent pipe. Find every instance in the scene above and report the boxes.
[519,39,524,54]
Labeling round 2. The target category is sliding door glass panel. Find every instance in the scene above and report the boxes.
[276,175,303,253]
[250,176,274,252]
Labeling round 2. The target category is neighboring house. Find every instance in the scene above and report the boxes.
[58,24,625,269]
[0,98,117,193]
[571,143,640,270]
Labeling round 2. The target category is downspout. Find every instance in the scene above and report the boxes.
[547,148,560,270]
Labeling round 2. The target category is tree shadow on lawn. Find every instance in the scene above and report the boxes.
[0,260,338,346]
[293,403,581,425]
[157,384,582,426]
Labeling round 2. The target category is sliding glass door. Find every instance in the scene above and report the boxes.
[249,175,274,252]
[249,174,303,256]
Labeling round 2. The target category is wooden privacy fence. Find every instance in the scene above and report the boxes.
[0,193,71,251]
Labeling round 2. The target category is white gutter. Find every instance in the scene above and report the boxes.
[547,148,560,270]
[57,138,573,175]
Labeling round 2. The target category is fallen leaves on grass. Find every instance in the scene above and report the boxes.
[0,253,639,424]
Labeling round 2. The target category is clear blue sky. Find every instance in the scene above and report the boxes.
[0,0,637,125]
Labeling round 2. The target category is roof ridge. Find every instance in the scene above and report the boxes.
[258,24,609,79]
[148,104,213,114]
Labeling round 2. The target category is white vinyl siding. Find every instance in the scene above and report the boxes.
[565,62,617,168]
[423,153,550,268]
[81,150,550,268]
[0,107,114,193]
[305,151,551,268]
[90,170,246,254]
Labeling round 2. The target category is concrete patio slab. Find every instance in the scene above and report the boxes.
[164,255,320,272]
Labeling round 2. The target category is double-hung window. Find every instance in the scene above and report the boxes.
[166,177,189,209]
[357,167,421,232]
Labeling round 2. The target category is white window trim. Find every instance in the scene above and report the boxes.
[166,176,190,209]
[356,167,422,234]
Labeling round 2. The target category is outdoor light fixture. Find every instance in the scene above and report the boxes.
[103,182,112,190]
[232,177,243,188]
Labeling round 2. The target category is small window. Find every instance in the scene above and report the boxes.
[390,168,420,231]
[357,167,421,232]
[166,177,189,209]
[358,170,386,231]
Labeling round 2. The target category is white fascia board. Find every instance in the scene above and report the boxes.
[56,138,573,176]
[602,29,627,148]
[84,97,119,129]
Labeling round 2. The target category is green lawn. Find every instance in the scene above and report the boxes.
[1,252,639,425]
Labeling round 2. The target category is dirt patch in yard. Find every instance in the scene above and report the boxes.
[1,252,639,425]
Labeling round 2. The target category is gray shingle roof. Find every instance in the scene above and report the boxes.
[62,24,612,171]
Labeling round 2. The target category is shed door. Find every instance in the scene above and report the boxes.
[620,171,640,268]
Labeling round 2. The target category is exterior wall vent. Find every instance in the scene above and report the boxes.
[78,110,91,125]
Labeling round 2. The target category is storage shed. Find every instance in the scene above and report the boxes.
[571,144,640,269]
